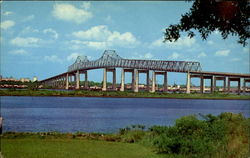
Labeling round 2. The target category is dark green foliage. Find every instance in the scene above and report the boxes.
[149,113,249,158]
[164,0,249,46]
[119,125,147,143]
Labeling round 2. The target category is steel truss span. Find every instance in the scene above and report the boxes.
[68,50,202,73]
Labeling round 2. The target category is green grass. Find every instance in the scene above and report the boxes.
[1,138,163,158]
[0,89,249,100]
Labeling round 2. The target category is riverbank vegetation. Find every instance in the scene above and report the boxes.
[1,113,249,158]
[0,89,249,100]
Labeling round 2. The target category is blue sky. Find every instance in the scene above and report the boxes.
[0,1,249,85]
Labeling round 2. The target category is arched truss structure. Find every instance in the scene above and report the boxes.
[68,50,202,72]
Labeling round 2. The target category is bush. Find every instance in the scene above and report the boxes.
[150,113,249,158]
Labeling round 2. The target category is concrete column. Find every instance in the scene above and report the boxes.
[223,78,226,92]
[120,68,125,92]
[74,75,76,88]
[84,71,88,88]
[210,76,214,93]
[163,72,168,92]
[213,77,217,92]
[132,70,135,91]
[243,79,246,94]
[186,72,190,94]
[76,70,80,90]
[151,71,156,93]
[200,75,204,93]
[69,75,72,88]
[146,71,150,91]
[238,79,241,95]
[134,69,139,92]
[66,73,69,90]
[102,68,107,91]
[228,78,230,92]
[112,69,116,90]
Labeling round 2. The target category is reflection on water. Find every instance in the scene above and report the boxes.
[1,96,249,133]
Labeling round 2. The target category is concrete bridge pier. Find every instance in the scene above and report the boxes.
[76,70,80,90]
[211,76,215,93]
[213,76,226,92]
[132,70,135,91]
[163,72,168,92]
[151,71,156,93]
[120,68,125,92]
[65,73,69,90]
[121,69,135,91]
[102,68,116,91]
[228,77,241,94]
[200,75,204,93]
[102,68,107,91]
[134,69,139,92]
[84,71,88,89]
[154,71,168,92]
[186,72,190,94]
[243,79,250,94]
[203,75,214,93]
[137,70,150,92]
[146,70,150,91]
[113,69,116,90]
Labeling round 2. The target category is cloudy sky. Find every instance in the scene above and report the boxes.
[1,1,249,85]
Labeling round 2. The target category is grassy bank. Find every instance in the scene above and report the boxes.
[1,113,249,158]
[1,138,162,158]
[0,89,250,99]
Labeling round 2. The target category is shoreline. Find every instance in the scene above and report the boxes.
[0,89,250,100]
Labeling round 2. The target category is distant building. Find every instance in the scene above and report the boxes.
[20,78,30,82]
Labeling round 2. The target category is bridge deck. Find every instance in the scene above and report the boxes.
[40,70,250,83]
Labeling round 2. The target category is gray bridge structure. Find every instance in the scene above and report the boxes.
[40,50,250,94]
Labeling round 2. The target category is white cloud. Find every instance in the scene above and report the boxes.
[44,55,62,63]
[52,3,92,24]
[69,40,107,50]
[198,52,207,58]
[1,20,15,30]
[10,37,42,47]
[72,25,109,40]
[168,52,180,60]
[43,28,58,39]
[9,49,28,55]
[151,38,164,47]
[151,36,195,48]
[132,52,154,59]
[67,53,82,61]
[108,31,137,46]
[3,11,13,16]
[215,49,230,56]
[21,26,39,34]
[71,25,139,49]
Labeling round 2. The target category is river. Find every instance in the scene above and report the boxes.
[1,96,249,133]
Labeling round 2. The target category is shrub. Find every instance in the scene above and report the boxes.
[150,113,249,158]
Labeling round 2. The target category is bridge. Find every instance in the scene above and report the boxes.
[40,50,250,94]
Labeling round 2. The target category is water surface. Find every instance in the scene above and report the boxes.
[1,96,249,133]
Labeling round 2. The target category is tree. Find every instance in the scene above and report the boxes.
[164,0,249,46]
